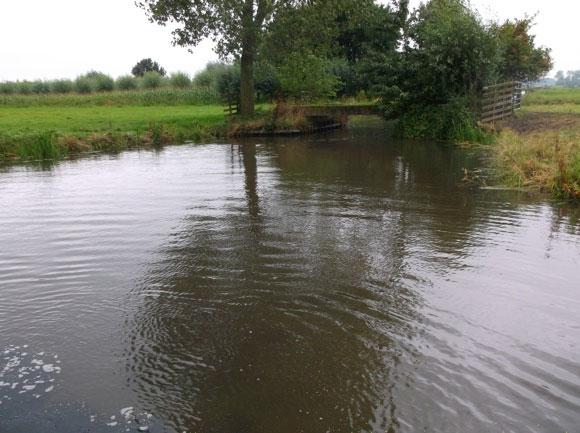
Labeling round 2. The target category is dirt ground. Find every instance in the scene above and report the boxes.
[499,112,580,134]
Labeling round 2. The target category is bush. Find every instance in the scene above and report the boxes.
[50,79,74,94]
[31,81,51,94]
[16,81,34,95]
[75,76,94,94]
[116,75,138,91]
[216,66,241,101]
[142,71,163,89]
[193,62,234,90]
[278,53,339,100]
[394,98,491,143]
[92,73,115,92]
[0,82,16,95]
[254,61,280,101]
[169,72,191,89]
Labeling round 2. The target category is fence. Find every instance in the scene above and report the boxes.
[480,81,524,123]
[224,94,239,116]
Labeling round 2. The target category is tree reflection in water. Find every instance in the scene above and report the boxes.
[123,125,574,433]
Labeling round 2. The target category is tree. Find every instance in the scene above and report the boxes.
[495,17,552,82]
[137,0,303,116]
[132,58,167,77]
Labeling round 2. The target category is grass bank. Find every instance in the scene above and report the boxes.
[0,105,227,162]
[493,88,580,200]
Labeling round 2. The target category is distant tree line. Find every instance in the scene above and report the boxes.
[555,71,580,88]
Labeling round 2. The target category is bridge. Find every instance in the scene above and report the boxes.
[295,103,381,119]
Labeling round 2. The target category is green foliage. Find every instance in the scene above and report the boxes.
[169,72,191,89]
[17,81,34,95]
[216,65,241,100]
[50,80,74,94]
[328,58,358,97]
[132,58,166,77]
[141,71,163,89]
[278,53,338,100]
[90,72,115,92]
[254,61,280,101]
[403,0,499,105]
[494,17,553,82]
[31,81,51,94]
[18,132,63,161]
[0,82,16,95]
[193,62,231,89]
[116,75,138,91]
[0,88,220,107]
[75,76,94,94]
[395,98,492,143]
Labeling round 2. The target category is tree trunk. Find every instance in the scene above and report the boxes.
[240,0,256,116]
[240,46,255,116]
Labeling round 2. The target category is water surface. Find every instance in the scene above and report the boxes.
[1,123,579,432]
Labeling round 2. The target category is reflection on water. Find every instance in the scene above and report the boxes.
[1,122,579,433]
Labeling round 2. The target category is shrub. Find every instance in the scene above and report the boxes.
[278,53,339,100]
[169,72,191,89]
[75,76,94,94]
[92,73,115,92]
[50,79,74,94]
[0,82,16,94]
[394,98,491,143]
[31,81,51,94]
[193,62,233,89]
[254,61,280,101]
[216,66,241,101]
[16,81,34,95]
[116,75,138,91]
[142,71,163,89]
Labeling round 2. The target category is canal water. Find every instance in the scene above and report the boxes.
[0,123,579,433]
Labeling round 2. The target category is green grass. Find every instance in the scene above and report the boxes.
[494,87,580,200]
[522,104,580,114]
[0,105,227,162]
[0,88,220,107]
[524,87,580,106]
[495,128,580,200]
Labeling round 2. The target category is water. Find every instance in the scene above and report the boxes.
[1,123,579,433]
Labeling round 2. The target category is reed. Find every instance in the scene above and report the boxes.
[495,128,580,200]
[0,88,220,107]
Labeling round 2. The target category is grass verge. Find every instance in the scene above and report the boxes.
[494,127,579,200]
[0,105,227,162]
[493,89,580,201]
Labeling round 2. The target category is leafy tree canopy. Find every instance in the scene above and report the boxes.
[494,17,553,82]
[132,58,167,77]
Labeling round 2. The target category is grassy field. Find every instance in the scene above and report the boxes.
[0,101,228,162]
[523,87,580,106]
[494,88,580,200]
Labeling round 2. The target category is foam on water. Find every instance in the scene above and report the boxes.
[0,345,61,404]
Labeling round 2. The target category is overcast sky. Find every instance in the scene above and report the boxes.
[0,0,577,81]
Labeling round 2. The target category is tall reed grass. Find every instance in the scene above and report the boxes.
[495,128,580,200]
[0,88,220,107]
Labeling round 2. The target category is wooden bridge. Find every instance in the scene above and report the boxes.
[296,103,381,118]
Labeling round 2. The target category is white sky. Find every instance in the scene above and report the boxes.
[0,0,577,81]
